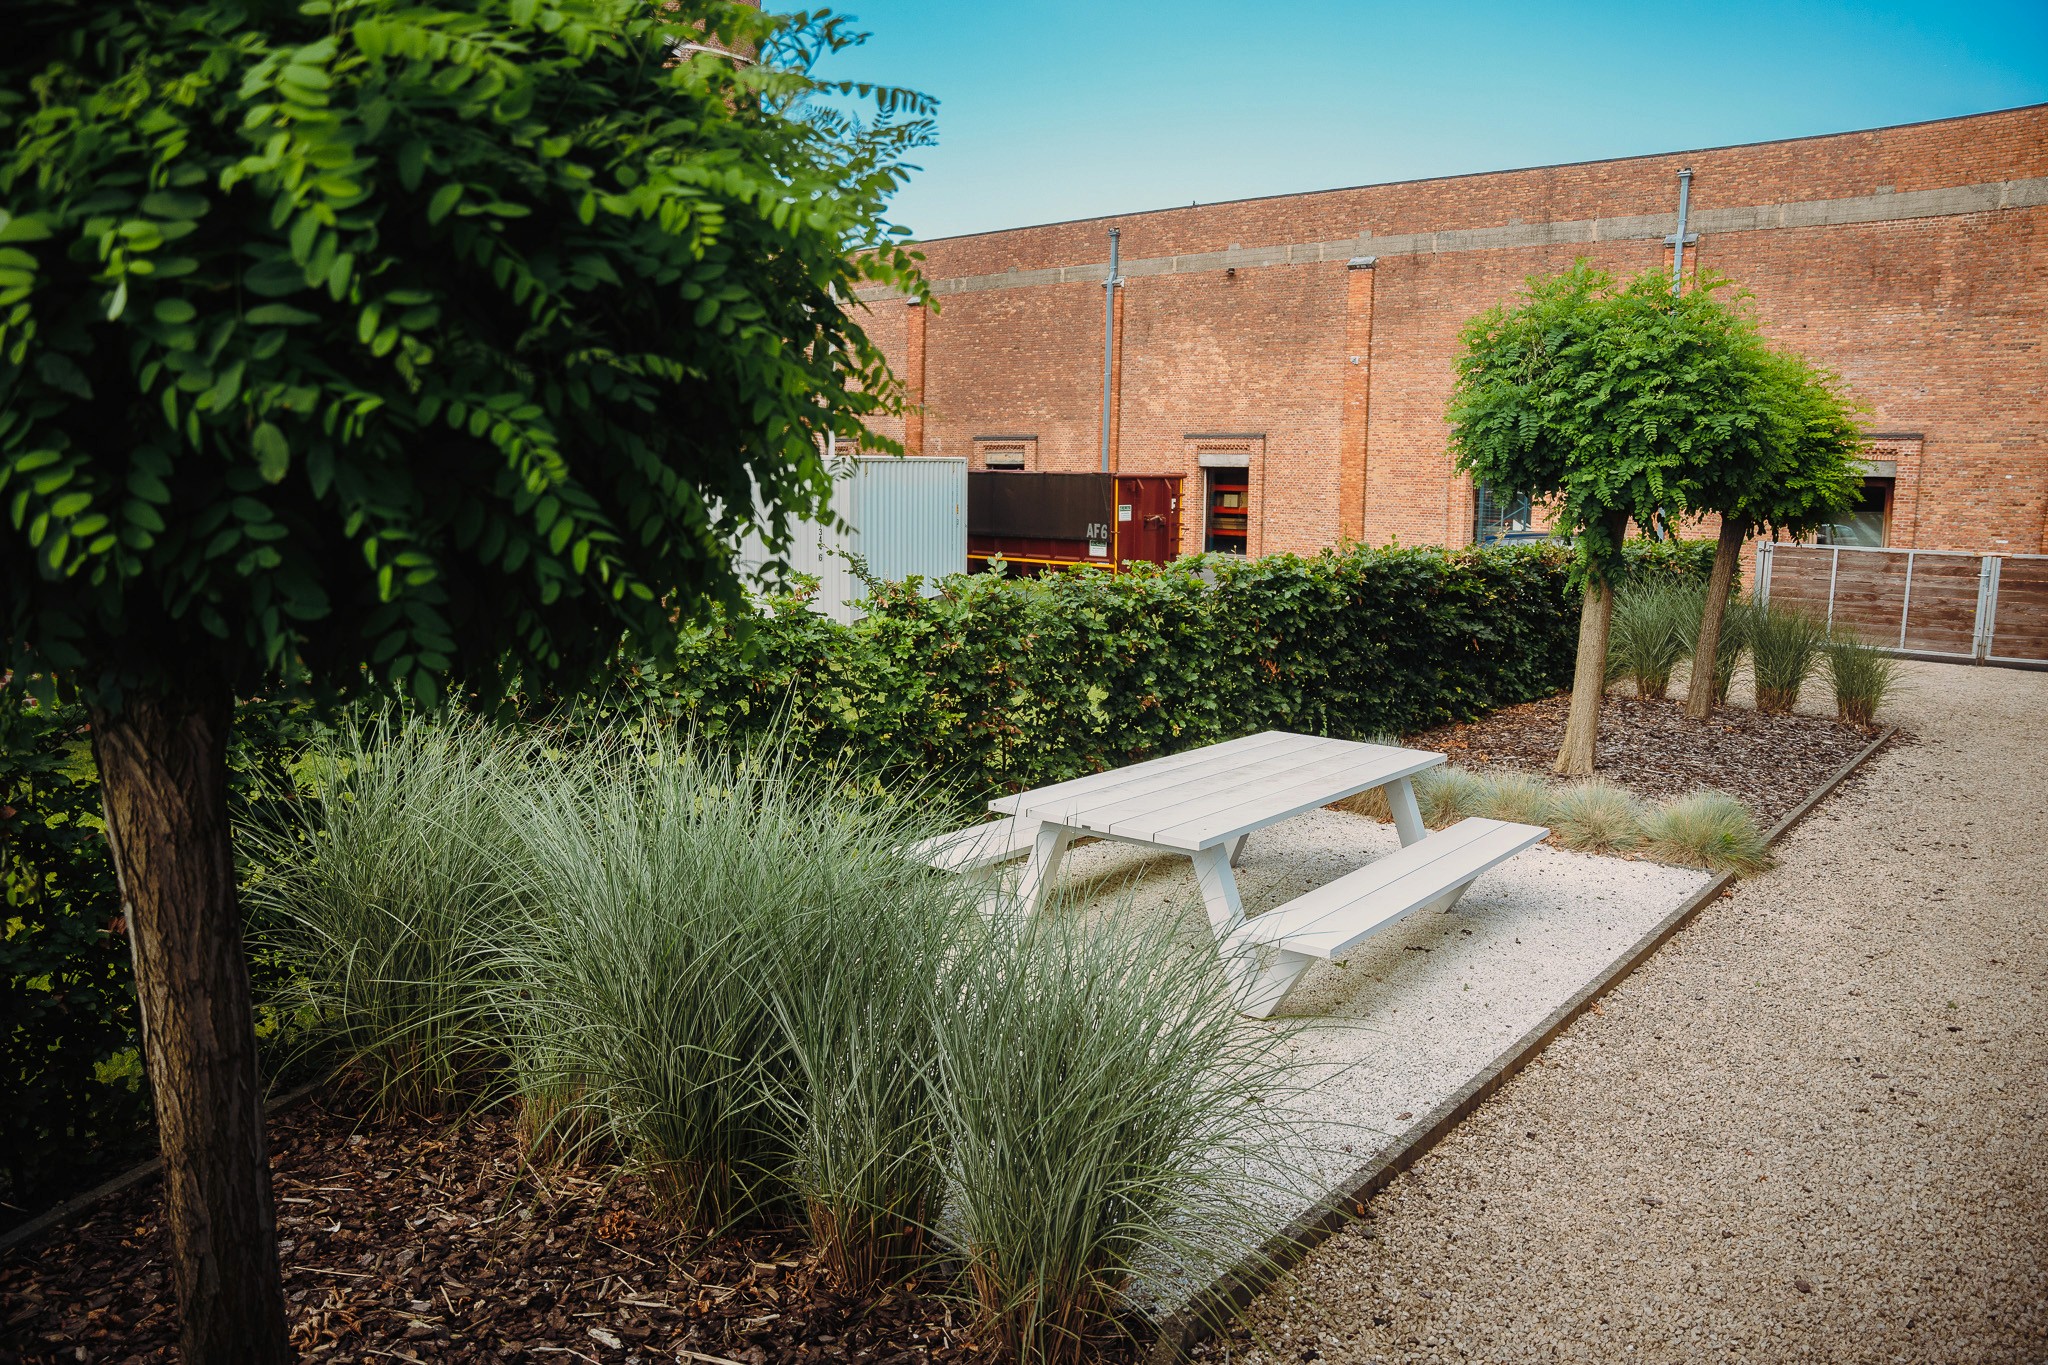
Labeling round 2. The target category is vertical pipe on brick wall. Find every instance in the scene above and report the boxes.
[1340,257,1377,542]
[1109,275,1125,472]
[903,298,927,456]
[1668,167,1695,294]
[1101,228,1120,473]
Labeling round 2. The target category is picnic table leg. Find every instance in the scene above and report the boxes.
[1191,843,1247,936]
[1232,946,1317,1019]
[1386,776,1427,846]
[1229,833,1249,868]
[1014,822,1074,916]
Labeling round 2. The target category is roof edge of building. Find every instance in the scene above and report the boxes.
[901,102,2048,249]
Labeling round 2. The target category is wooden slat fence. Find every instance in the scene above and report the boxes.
[1754,543,2048,666]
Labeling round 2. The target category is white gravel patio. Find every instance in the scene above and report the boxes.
[1208,660,2048,1365]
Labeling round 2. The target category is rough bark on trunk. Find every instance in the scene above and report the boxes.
[1685,517,1749,720]
[1552,573,1616,776]
[90,684,292,1364]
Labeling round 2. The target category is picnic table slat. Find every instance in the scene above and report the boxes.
[1094,739,1395,843]
[1132,747,1445,849]
[987,731,1301,816]
[1020,734,1356,835]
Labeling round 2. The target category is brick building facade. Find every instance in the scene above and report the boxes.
[855,105,2048,559]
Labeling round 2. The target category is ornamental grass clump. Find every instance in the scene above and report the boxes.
[768,820,984,1295]
[935,913,1294,1365]
[1749,603,1828,713]
[1547,779,1647,854]
[1824,632,1902,729]
[499,733,974,1243]
[1472,771,1556,826]
[499,737,811,1229]
[1415,765,1488,828]
[241,711,521,1114]
[1607,581,1698,701]
[1638,790,1773,876]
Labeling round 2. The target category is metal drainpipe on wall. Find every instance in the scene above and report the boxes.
[1101,228,1120,473]
[1666,167,1697,294]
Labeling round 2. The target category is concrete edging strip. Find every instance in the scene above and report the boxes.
[1147,722,1899,1361]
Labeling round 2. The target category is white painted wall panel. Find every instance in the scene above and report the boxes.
[736,457,966,624]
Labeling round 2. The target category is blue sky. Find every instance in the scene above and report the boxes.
[810,0,2048,242]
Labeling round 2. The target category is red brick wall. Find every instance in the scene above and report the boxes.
[860,105,2048,555]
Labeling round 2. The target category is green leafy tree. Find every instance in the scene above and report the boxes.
[0,0,929,1354]
[1679,345,1863,719]
[1448,262,1767,774]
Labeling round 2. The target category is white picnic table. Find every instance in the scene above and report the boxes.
[988,730,1445,933]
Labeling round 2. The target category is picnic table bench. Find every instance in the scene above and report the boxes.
[910,729,1548,1017]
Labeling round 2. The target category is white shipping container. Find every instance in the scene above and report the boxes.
[736,456,967,624]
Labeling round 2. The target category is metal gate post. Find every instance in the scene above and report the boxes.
[1899,550,1916,649]
[1755,541,1773,608]
[1973,556,2001,660]
[1826,547,1840,631]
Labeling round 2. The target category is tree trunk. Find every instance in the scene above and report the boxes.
[90,684,292,1364]
[1552,572,1616,776]
[1686,517,1750,721]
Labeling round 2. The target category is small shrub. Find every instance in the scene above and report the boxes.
[1415,765,1488,828]
[0,689,147,1220]
[935,914,1292,1365]
[1472,771,1556,825]
[241,711,519,1113]
[1824,632,1902,728]
[1639,791,1773,876]
[1618,537,1718,586]
[1607,582,1698,701]
[1548,780,1647,854]
[1749,603,1828,713]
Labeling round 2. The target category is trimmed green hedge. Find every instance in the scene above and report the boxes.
[604,541,1602,800]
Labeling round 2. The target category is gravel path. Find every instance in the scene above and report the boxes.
[1217,661,2048,1365]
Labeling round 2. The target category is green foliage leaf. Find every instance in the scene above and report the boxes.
[245,302,319,326]
[252,423,290,483]
[35,354,92,399]
[426,183,464,225]
[140,191,209,220]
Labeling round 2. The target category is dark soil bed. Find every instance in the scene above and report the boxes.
[1406,692,1887,825]
[1,1093,1128,1364]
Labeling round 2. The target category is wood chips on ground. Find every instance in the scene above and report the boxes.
[1406,692,1885,825]
[1,1094,1126,1364]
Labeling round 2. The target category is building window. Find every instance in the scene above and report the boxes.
[1817,478,1893,547]
[1474,484,1537,543]
[1184,434,1264,557]
[1204,468,1251,554]
[973,435,1034,470]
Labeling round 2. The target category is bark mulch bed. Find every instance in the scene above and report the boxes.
[1,1093,1116,1365]
[1405,692,1888,826]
